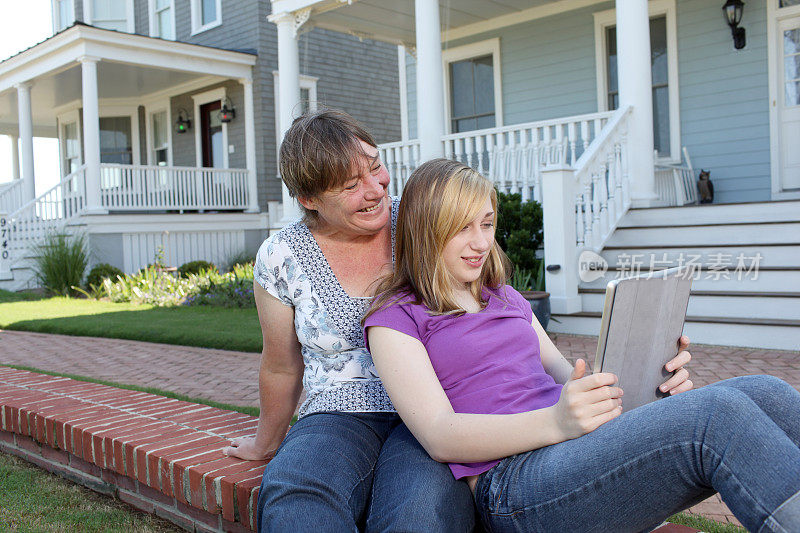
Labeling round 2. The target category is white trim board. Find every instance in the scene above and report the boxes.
[594,0,681,164]
[441,38,503,134]
[148,0,176,40]
[768,0,800,200]
[82,0,136,33]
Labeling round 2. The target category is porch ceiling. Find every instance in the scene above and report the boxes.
[288,0,563,46]
[0,23,256,136]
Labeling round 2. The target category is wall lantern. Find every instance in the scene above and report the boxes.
[219,97,236,123]
[722,0,746,50]
[175,108,192,134]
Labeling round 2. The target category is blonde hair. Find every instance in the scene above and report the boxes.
[364,158,510,321]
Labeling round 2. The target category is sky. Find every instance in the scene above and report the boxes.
[0,0,60,195]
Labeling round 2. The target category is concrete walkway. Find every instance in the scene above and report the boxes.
[2,328,799,527]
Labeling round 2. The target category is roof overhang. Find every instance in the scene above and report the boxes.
[0,24,257,136]
[269,0,599,46]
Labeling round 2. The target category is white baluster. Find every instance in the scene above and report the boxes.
[591,171,601,249]
[465,135,475,169]
[583,183,593,249]
[519,131,530,202]
[475,134,486,175]
[568,122,577,166]
[598,161,609,240]
[575,194,585,248]
[606,150,617,227]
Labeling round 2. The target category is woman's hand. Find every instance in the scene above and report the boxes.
[552,359,623,441]
[223,436,276,461]
[659,335,693,395]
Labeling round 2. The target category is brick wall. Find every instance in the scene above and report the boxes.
[0,367,267,532]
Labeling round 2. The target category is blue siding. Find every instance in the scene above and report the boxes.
[405,0,773,204]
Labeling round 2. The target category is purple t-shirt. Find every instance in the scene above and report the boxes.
[363,285,563,479]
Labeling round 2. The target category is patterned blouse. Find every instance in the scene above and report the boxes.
[253,198,399,418]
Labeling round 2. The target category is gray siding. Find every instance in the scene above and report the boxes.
[404,0,771,203]
[135,0,149,36]
[676,0,770,203]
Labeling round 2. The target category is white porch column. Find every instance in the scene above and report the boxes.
[415,0,445,161]
[16,84,35,202]
[10,135,20,181]
[541,164,581,315]
[616,0,657,206]
[80,56,104,213]
[241,78,260,213]
[270,12,302,223]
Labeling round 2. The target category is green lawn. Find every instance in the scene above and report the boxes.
[0,290,262,353]
[0,452,180,532]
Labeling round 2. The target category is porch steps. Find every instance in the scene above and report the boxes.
[549,200,800,351]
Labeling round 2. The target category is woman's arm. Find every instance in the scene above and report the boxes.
[367,326,622,464]
[224,282,304,460]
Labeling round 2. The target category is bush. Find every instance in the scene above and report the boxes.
[496,191,543,271]
[104,262,255,308]
[86,263,124,288]
[32,233,88,296]
[178,260,216,278]
[225,250,256,271]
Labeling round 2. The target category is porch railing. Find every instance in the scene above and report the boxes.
[99,164,250,211]
[5,165,87,262]
[379,140,421,197]
[0,179,24,214]
[377,111,614,201]
[572,106,633,252]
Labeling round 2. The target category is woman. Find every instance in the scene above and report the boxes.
[363,158,800,533]
[223,110,475,532]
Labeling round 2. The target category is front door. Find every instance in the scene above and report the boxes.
[200,101,224,168]
[779,15,800,190]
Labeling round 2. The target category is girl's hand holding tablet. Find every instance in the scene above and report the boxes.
[553,359,623,440]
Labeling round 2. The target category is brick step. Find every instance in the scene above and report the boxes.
[0,367,266,532]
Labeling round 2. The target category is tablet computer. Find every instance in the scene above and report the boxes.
[593,266,693,412]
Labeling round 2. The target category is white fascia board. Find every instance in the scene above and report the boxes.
[270,0,335,16]
[80,212,267,233]
[0,25,255,94]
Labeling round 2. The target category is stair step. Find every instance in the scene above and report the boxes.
[605,223,800,248]
[579,290,800,321]
[579,269,800,293]
[599,245,799,268]
[622,200,800,227]
[548,313,800,351]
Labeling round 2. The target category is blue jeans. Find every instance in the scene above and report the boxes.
[475,375,800,533]
[257,412,475,532]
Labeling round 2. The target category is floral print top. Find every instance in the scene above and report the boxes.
[253,198,399,418]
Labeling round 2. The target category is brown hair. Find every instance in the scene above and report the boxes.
[278,109,377,222]
[364,158,511,321]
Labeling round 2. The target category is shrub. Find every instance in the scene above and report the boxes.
[86,263,124,288]
[178,260,216,278]
[225,250,256,271]
[495,191,543,272]
[32,233,88,296]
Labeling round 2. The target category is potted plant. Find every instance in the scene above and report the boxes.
[495,191,551,329]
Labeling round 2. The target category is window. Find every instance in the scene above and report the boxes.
[606,17,671,156]
[781,0,800,7]
[151,111,170,166]
[99,117,132,165]
[595,0,680,162]
[442,38,503,134]
[84,0,134,33]
[149,0,175,40]
[191,0,222,34]
[52,0,75,32]
[62,121,81,175]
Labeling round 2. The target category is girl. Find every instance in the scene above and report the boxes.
[363,158,800,533]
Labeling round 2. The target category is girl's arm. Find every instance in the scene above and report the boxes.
[224,282,304,460]
[367,326,622,464]
[533,314,694,395]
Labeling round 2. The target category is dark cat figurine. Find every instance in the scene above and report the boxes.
[698,169,713,204]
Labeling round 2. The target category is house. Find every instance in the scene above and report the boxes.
[0,0,401,287]
[266,0,799,350]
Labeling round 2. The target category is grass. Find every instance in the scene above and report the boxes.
[669,512,746,532]
[0,363,259,418]
[0,290,262,353]
[0,452,181,532]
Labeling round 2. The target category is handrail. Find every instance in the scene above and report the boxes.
[9,165,87,219]
[570,106,633,252]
